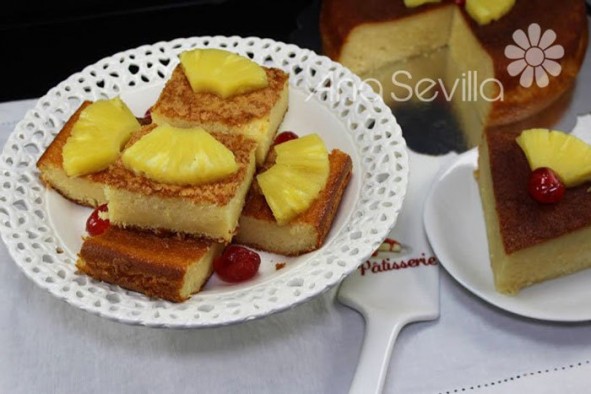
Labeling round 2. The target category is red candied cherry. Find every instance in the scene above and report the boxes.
[454,0,466,6]
[139,107,153,125]
[214,245,261,283]
[86,204,110,236]
[273,131,299,146]
[528,167,565,204]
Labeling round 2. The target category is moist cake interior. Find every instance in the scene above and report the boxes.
[105,129,258,242]
[338,4,494,146]
[323,0,587,149]
[77,227,223,302]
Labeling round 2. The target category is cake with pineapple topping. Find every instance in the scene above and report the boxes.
[320,0,588,147]
[151,48,290,166]
[104,124,258,242]
[236,134,353,256]
[37,99,141,207]
[477,127,591,294]
[38,100,258,243]
[77,226,223,302]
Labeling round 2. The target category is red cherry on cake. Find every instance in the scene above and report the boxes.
[86,204,110,236]
[214,245,261,283]
[273,131,299,145]
[138,107,153,125]
[528,167,565,204]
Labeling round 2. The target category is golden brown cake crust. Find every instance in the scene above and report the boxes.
[36,101,113,206]
[152,66,289,127]
[320,0,588,125]
[486,128,591,254]
[241,149,353,254]
[102,125,257,206]
[77,227,214,302]
[321,0,586,71]
[36,101,90,172]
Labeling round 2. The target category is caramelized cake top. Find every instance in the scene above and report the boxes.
[102,124,257,205]
[487,128,591,254]
[152,66,289,127]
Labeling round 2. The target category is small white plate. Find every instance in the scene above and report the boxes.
[423,149,591,322]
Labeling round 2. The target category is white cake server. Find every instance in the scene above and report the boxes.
[338,151,454,394]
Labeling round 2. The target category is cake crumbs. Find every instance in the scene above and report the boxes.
[275,262,286,271]
[56,247,64,254]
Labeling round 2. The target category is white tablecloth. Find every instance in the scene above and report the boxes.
[3,30,591,392]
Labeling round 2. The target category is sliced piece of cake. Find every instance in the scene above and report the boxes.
[320,0,588,148]
[477,128,591,294]
[77,226,223,302]
[37,99,141,207]
[104,124,258,242]
[236,140,352,256]
[151,49,289,166]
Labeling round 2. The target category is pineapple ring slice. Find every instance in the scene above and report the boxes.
[257,134,330,225]
[121,124,238,185]
[62,98,140,177]
[516,128,591,187]
[179,48,268,99]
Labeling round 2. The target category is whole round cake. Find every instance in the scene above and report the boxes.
[320,0,588,147]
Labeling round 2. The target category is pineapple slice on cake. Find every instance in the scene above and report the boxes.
[403,0,441,8]
[121,124,238,185]
[179,48,268,98]
[516,128,591,187]
[465,0,516,25]
[257,134,329,225]
[62,98,140,177]
[274,134,331,173]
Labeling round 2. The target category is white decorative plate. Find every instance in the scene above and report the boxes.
[0,36,408,327]
[424,149,591,322]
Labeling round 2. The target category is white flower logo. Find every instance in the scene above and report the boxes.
[505,23,564,88]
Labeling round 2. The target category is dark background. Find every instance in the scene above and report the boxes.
[4,1,589,154]
[1,0,321,102]
[3,1,591,103]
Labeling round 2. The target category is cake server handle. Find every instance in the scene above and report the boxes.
[348,311,408,394]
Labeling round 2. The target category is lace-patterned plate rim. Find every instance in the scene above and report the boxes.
[0,36,409,328]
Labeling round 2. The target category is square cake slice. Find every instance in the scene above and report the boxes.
[151,65,289,166]
[235,149,352,256]
[477,129,591,294]
[77,227,223,302]
[104,125,258,242]
[36,101,109,207]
